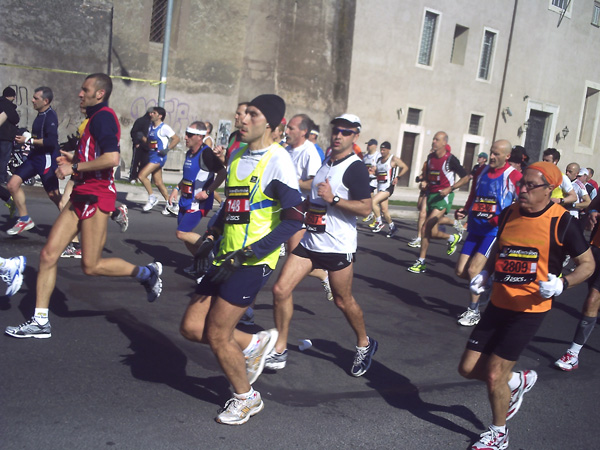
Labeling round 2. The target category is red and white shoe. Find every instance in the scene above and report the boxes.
[7,218,35,236]
[507,370,537,420]
[555,350,579,371]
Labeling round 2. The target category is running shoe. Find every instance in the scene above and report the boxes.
[386,223,397,238]
[61,243,82,259]
[507,369,537,420]
[407,237,421,248]
[141,261,163,302]
[457,308,481,327]
[7,217,34,235]
[362,212,375,223]
[351,337,378,377]
[114,205,129,232]
[554,350,579,371]
[216,391,264,425]
[264,349,288,370]
[368,220,378,229]
[5,317,51,339]
[453,218,466,235]
[239,309,255,326]
[183,264,197,277]
[246,328,277,384]
[166,202,179,215]
[471,426,509,450]
[321,278,334,301]
[143,195,158,212]
[447,233,462,256]
[161,205,171,216]
[372,222,384,233]
[1,255,26,297]
[407,259,426,273]
[5,198,16,218]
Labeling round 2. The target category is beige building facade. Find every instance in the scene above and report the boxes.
[348,0,600,186]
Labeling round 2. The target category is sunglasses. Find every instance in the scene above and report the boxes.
[517,181,549,191]
[185,132,198,138]
[332,127,358,136]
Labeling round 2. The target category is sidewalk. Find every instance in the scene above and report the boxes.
[59,169,470,220]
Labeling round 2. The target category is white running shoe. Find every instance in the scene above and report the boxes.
[507,370,537,420]
[5,317,51,339]
[114,205,129,232]
[1,255,26,296]
[457,308,481,327]
[471,426,509,450]
[216,391,264,425]
[143,195,158,212]
[555,350,579,371]
[407,237,421,248]
[246,328,278,384]
[321,278,334,301]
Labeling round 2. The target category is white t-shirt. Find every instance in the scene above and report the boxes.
[286,140,322,197]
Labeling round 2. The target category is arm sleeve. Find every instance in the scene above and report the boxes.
[6,104,19,125]
[90,111,120,153]
[201,146,226,173]
[251,179,304,258]
[342,161,371,200]
[559,214,590,257]
[160,124,176,139]
[448,154,468,178]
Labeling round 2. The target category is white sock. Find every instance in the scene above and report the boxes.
[507,372,520,391]
[490,424,506,434]
[34,308,49,325]
[568,343,583,355]
[242,334,260,357]
[234,387,254,399]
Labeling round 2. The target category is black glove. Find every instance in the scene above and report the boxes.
[158,149,169,157]
[210,247,254,284]
[194,238,215,276]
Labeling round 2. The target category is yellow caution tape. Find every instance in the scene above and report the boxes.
[0,63,165,86]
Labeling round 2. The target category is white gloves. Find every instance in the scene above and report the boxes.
[539,273,564,298]
[470,270,490,295]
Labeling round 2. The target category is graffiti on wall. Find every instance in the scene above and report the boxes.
[130,96,201,135]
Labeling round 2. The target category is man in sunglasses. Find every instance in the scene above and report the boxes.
[268,113,378,377]
[167,121,226,266]
[458,161,594,450]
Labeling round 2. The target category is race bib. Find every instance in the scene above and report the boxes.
[494,246,539,285]
[148,140,158,150]
[305,204,327,233]
[181,179,194,199]
[428,170,440,185]
[225,186,250,224]
[377,171,388,182]
[473,196,497,219]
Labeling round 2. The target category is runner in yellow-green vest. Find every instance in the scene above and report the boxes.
[179,94,304,426]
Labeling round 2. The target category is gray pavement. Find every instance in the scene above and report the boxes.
[1,186,597,449]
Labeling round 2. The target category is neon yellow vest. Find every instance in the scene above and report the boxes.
[217,143,282,269]
[551,172,566,199]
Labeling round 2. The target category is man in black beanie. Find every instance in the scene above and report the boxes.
[180,94,304,425]
[0,87,20,185]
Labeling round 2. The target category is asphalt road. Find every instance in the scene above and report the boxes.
[1,186,598,449]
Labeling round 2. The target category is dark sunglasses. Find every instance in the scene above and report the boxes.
[332,127,358,136]
[185,132,198,138]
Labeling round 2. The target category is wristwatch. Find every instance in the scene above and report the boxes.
[204,189,212,197]
[330,195,340,206]
[72,163,79,175]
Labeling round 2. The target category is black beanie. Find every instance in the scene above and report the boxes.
[3,87,16,98]
[248,94,286,130]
